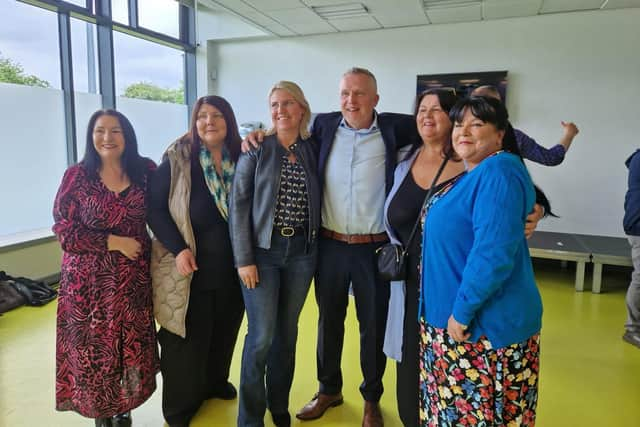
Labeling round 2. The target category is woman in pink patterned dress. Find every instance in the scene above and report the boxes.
[53,109,159,427]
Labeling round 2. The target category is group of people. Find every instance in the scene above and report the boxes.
[52,66,580,427]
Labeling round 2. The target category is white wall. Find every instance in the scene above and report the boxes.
[200,8,640,238]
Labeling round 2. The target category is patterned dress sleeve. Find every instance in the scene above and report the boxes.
[52,165,109,254]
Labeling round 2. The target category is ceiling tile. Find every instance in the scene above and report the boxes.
[368,2,429,27]
[425,3,482,24]
[539,0,605,13]
[264,23,297,36]
[374,12,430,27]
[287,21,338,34]
[267,7,327,22]
[328,15,382,31]
[601,0,640,8]
[208,0,259,15]
[483,0,542,19]
[241,10,281,27]
[244,0,305,11]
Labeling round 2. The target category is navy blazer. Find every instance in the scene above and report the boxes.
[311,111,418,195]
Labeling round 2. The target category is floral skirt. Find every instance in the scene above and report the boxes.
[419,319,540,427]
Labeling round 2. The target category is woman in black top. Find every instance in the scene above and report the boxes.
[229,81,320,427]
[383,89,467,427]
[147,96,245,427]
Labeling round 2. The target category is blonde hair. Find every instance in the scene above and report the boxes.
[266,81,311,139]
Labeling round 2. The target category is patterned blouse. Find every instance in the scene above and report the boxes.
[274,149,308,228]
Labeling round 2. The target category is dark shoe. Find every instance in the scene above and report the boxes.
[208,381,237,400]
[94,418,113,427]
[295,392,344,421]
[271,411,291,427]
[623,331,640,349]
[362,401,384,427]
[111,412,131,427]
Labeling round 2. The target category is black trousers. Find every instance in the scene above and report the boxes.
[395,251,420,427]
[314,237,389,402]
[158,284,244,426]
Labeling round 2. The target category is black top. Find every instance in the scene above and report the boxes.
[148,159,237,290]
[388,171,459,257]
[388,171,429,257]
[274,151,309,228]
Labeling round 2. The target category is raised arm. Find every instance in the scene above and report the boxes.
[515,124,578,166]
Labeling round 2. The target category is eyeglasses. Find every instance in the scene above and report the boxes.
[197,112,225,121]
[270,99,298,110]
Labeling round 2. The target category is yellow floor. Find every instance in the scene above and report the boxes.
[1,261,639,426]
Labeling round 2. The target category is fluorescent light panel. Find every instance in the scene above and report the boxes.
[312,2,370,19]
[423,0,481,9]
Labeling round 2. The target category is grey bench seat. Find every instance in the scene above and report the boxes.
[573,234,632,293]
[527,231,591,291]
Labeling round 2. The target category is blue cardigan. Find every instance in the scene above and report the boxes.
[420,153,542,348]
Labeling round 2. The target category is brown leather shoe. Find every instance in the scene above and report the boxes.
[295,392,344,420]
[362,401,384,427]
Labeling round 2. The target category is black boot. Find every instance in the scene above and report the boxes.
[95,418,113,427]
[111,412,132,427]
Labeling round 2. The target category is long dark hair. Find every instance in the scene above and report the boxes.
[81,109,149,186]
[410,88,460,159]
[450,96,555,216]
[187,95,242,164]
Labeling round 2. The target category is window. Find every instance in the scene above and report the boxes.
[0,2,66,238]
[113,30,184,103]
[0,1,61,89]
[111,0,129,25]
[70,18,102,160]
[113,31,187,162]
[0,0,194,243]
[138,0,180,38]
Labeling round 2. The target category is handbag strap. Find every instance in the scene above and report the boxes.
[402,153,450,255]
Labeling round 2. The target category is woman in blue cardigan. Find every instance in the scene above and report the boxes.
[419,96,543,426]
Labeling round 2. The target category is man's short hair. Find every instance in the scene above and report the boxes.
[343,67,377,91]
[472,85,501,100]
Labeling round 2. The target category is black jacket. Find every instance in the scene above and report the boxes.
[312,111,418,195]
[624,149,640,236]
[229,134,321,267]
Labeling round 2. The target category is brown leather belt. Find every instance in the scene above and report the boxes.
[320,228,389,245]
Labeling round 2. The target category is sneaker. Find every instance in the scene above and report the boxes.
[623,331,640,349]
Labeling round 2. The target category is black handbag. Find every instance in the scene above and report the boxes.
[377,155,449,281]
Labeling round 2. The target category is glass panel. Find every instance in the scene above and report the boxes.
[0,1,61,89]
[112,0,129,25]
[62,0,88,7]
[75,92,103,161]
[113,30,184,104]
[0,83,67,237]
[117,97,188,164]
[138,0,179,38]
[0,2,66,239]
[70,18,99,94]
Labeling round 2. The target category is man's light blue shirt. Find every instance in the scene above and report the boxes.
[321,115,386,234]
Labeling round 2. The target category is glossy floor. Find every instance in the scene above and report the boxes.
[1,261,638,426]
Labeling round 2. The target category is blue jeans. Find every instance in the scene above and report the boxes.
[237,233,317,427]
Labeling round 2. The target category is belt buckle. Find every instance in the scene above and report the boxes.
[280,226,295,237]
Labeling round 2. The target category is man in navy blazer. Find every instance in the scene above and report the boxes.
[296,67,417,427]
